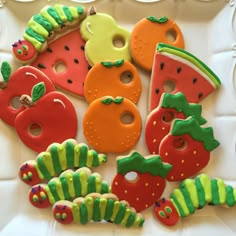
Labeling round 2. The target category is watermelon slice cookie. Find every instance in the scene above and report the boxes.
[159,117,220,181]
[111,151,172,212]
[145,92,207,155]
[149,43,221,111]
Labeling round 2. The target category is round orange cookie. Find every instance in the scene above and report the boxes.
[130,16,185,71]
[83,96,142,153]
[84,59,142,104]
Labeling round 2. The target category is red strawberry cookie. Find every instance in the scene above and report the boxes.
[84,59,142,104]
[149,43,221,111]
[159,117,220,181]
[83,96,142,153]
[111,151,172,212]
[130,16,184,71]
[15,82,77,153]
[0,61,54,127]
[145,92,206,154]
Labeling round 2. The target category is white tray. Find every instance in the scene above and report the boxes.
[0,0,236,235]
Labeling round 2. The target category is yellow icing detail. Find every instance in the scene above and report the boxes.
[72,203,80,223]
[171,199,181,216]
[42,152,55,177]
[23,33,42,51]
[55,181,65,200]
[86,150,93,167]
[34,162,44,180]
[120,208,131,226]
[57,145,67,171]
[64,172,75,198]
[40,7,59,29]
[233,190,236,202]
[217,179,226,204]
[69,6,78,19]
[200,174,212,203]
[45,186,55,204]
[110,201,120,221]
[99,198,107,219]
[95,175,102,193]
[172,189,190,216]
[80,171,88,196]
[28,18,49,38]
[84,196,94,222]
[184,179,199,208]
[54,4,67,22]
[74,144,80,167]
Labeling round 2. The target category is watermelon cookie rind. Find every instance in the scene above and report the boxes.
[171,117,220,151]
[157,43,221,88]
[161,93,207,125]
[117,151,172,178]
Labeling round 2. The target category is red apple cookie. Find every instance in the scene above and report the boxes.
[15,82,77,153]
[83,96,142,153]
[111,151,172,212]
[130,16,184,71]
[149,43,221,111]
[84,59,142,104]
[0,62,55,127]
[159,117,220,181]
[145,92,207,154]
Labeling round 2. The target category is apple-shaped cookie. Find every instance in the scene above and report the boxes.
[15,82,77,152]
[0,61,55,127]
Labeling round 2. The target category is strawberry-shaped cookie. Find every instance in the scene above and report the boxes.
[111,151,172,212]
[145,92,206,154]
[15,82,77,152]
[159,117,220,181]
[0,61,54,127]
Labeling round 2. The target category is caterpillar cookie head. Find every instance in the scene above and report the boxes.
[29,185,50,208]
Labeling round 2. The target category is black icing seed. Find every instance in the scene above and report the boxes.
[88,65,92,70]
[198,92,203,99]
[74,59,79,64]
[160,62,165,70]
[177,67,182,73]
[38,63,46,69]
[155,88,160,94]
[67,79,73,84]
[64,45,70,51]
[47,48,53,53]
[80,45,85,51]
[193,78,198,84]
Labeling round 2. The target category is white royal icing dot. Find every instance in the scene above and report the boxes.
[162,127,165,130]
[153,121,157,126]
[153,139,157,143]
[165,152,168,156]
[193,150,197,155]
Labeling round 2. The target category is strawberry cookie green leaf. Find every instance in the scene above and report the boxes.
[145,92,207,154]
[147,16,168,23]
[1,61,11,83]
[112,151,172,212]
[159,116,220,181]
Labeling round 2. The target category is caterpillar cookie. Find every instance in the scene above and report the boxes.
[0,62,54,127]
[19,139,107,186]
[83,96,142,153]
[130,16,184,71]
[15,82,77,153]
[154,174,236,226]
[145,92,207,154]
[84,59,142,104]
[29,167,110,208]
[149,43,221,111]
[52,193,145,227]
[159,117,220,181]
[80,7,131,66]
[111,151,172,212]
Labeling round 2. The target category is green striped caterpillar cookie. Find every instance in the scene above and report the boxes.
[52,193,145,227]
[29,167,110,208]
[19,139,107,186]
[154,174,236,226]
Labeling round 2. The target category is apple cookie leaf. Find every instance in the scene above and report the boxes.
[0,61,11,88]
[147,16,168,23]
[159,116,220,181]
[112,151,172,212]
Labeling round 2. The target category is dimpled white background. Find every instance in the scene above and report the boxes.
[0,0,236,235]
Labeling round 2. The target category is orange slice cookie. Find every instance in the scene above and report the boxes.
[84,59,142,104]
[83,96,142,153]
[130,16,184,71]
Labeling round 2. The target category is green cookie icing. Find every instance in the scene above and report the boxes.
[23,32,42,51]
[104,199,114,221]
[63,173,75,198]
[49,145,62,174]
[60,175,70,200]
[78,145,88,167]
[65,141,75,168]
[211,179,220,205]
[31,82,45,103]
[99,198,107,220]
[37,154,52,180]
[48,181,61,202]
[69,6,78,19]
[121,208,131,226]
[72,203,80,223]
[84,196,94,222]
[111,201,121,222]
[80,202,88,225]
[33,14,53,32]
[1,61,11,83]
[101,59,124,68]
[183,179,199,208]
[54,4,67,22]
[161,93,206,125]
[199,174,212,203]
[73,172,82,197]
[25,28,45,43]
[47,7,63,25]
[45,185,55,204]
[157,43,221,87]
[171,117,220,151]
[226,186,235,207]
[126,212,136,227]
[147,16,168,23]
[114,203,127,224]
[217,179,226,204]
[117,151,172,177]
[92,198,101,222]
[87,175,97,193]
[40,8,59,29]
[28,18,49,38]
[179,182,195,214]
[77,5,84,15]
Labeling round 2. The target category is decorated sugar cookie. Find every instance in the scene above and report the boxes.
[130,16,185,71]
[19,139,107,186]
[145,92,207,154]
[29,167,110,208]
[159,117,220,181]
[154,174,236,226]
[84,59,142,104]
[53,193,145,227]
[15,82,77,153]
[0,62,55,127]
[111,151,172,212]
[80,7,131,66]
[149,43,221,111]
[83,96,142,153]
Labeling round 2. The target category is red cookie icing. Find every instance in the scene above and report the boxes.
[52,203,74,224]
[15,83,77,153]
[31,29,89,97]
[0,64,54,127]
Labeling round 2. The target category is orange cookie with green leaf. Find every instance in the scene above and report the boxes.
[111,151,172,212]
[84,59,142,104]
[130,16,184,71]
[159,117,220,181]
